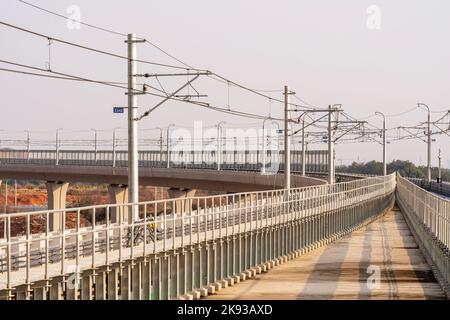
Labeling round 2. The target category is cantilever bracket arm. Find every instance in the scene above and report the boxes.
[290,113,329,136]
[399,127,428,143]
[432,123,450,138]
[334,123,362,142]
[134,75,200,121]
[360,134,383,145]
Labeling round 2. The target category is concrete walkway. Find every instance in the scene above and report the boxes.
[205,206,446,300]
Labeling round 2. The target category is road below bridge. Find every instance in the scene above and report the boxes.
[205,206,446,300]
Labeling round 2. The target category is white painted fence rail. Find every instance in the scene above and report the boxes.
[0,174,396,300]
[396,174,450,296]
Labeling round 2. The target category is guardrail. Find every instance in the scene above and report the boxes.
[407,178,450,198]
[396,174,450,297]
[0,149,329,172]
[0,173,395,300]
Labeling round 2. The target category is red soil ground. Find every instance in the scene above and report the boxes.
[1,184,216,237]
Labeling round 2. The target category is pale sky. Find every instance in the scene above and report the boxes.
[1,0,449,167]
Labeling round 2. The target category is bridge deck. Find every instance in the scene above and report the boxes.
[206,206,446,300]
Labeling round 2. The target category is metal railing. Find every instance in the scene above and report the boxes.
[396,174,450,296]
[0,173,395,299]
[408,178,450,198]
[0,149,329,172]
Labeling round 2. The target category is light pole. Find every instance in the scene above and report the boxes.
[284,85,293,189]
[271,121,281,174]
[375,112,387,176]
[24,130,30,161]
[112,127,120,167]
[217,121,226,170]
[156,127,163,165]
[261,117,272,174]
[91,128,97,163]
[438,148,442,183]
[325,104,342,184]
[300,114,306,176]
[327,105,334,184]
[126,33,143,221]
[166,124,175,168]
[55,128,63,165]
[418,103,431,182]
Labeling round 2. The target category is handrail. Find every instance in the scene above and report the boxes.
[396,173,450,296]
[0,173,396,298]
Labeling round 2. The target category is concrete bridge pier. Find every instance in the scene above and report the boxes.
[107,184,129,223]
[167,188,197,213]
[46,181,69,232]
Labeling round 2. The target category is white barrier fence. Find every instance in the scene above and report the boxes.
[0,174,396,299]
[396,174,450,296]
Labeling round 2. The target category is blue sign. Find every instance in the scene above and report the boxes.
[276,129,283,134]
[113,107,124,113]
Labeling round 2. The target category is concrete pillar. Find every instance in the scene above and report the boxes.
[46,181,69,232]
[167,188,196,213]
[107,184,129,223]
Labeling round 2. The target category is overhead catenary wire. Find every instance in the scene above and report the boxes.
[1,20,322,113]
[0,20,206,71]
[207,72,316,110]
[15,1,310,102]
[17,0,128,37]
[292,94,322,109]
[0,59,291,122]
[6,5,445,146]
[0,66,133,85]
[15,0,200,69]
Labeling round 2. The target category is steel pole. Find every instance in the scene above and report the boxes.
[382,117,386,176]
[301,116,306,176]
[262,118,271,174]
[418,103,432,182]
[375,112,386,175]
[284,85,290,189]
[166,124,174,168]
[327,105,335,184]
[91,129,97,163]
[217,121,226,171]
[112,128,117,167]
[127,33,139,220]
[438,148,442,183]
[217,125,221,170]
[427,110,431,182]
[157,127,163,166]
[26,131,30,161]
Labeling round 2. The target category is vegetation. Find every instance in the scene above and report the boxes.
[337,160,450,181]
